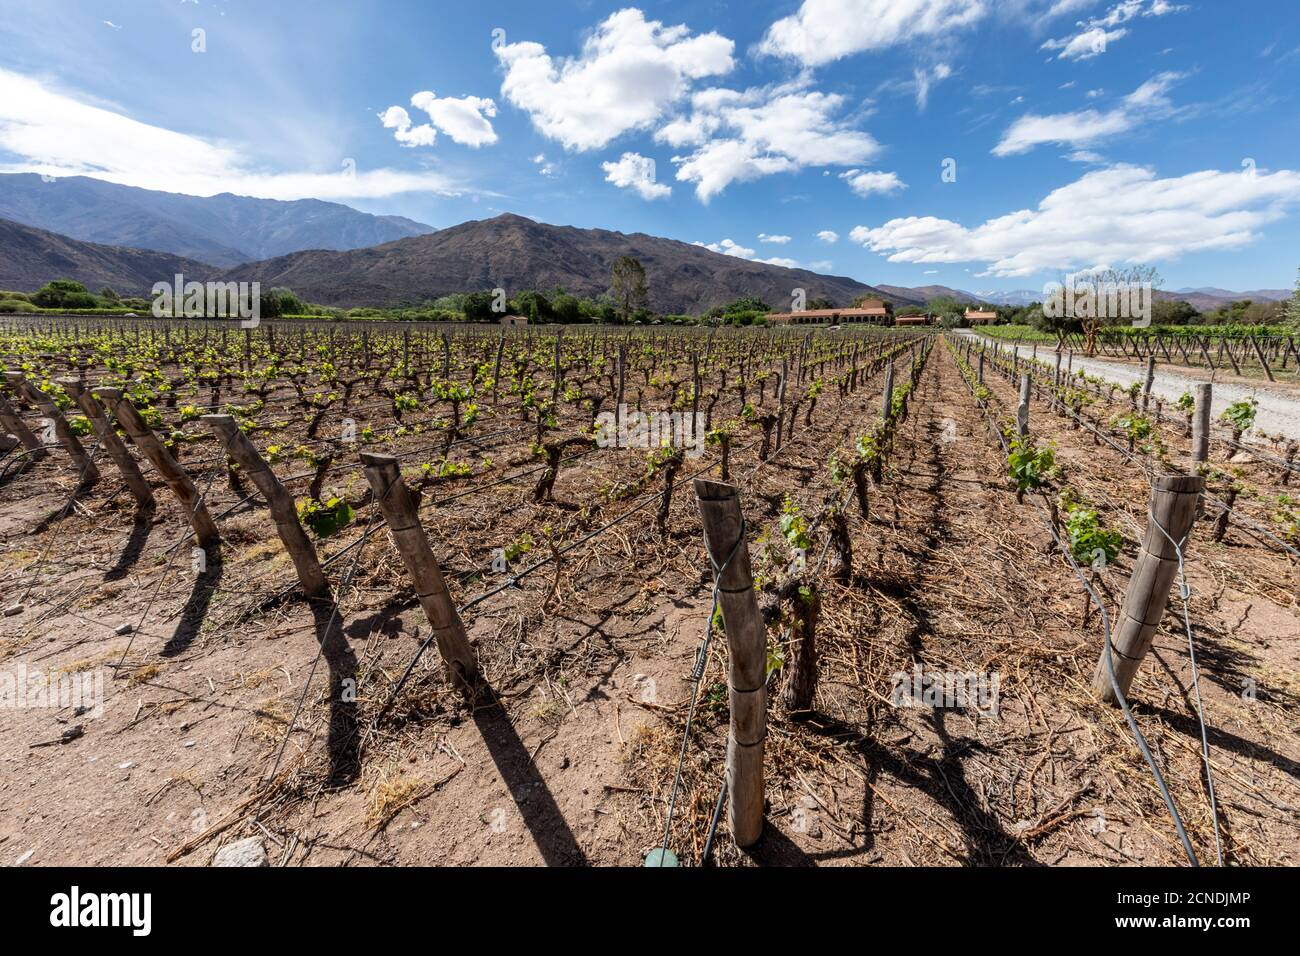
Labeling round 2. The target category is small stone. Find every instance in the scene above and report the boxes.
[114,623,134,635]
[118,761,134,770]
[15,850,34,865]
[3,603,23,617]
[212,836,268,868]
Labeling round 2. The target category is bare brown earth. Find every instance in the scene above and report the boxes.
[2,339,1296,867]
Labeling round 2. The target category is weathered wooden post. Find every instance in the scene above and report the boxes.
[881,360,896,422]
[359,452,479,695]
[774,358,788,452]
[693,479,765,848]
[976,351,985,386]
[1191,383,1212,465]
[5,372,99,482]
[1092,474,1204,704]
[59,378,154,510]
[1141,356,1156,412]
[92,387,220,547]
[203,415,329,600]
[0,391,46,460]
[1017,373,1032,436]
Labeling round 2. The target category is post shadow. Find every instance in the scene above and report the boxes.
[471,684,588,866]
[104,511,156,581]
[312,597,361,787]
[160,544,223,658]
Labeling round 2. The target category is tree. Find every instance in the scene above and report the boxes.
[1052,265,1162,355]
[1287,268,1300,329]
[33,279,96,310]
[462,290,498,322]
[611,255,648,323]
[1151,298,1200,326]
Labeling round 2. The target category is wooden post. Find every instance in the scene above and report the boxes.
[1141,356,1156,412]
[881,360,896,422]
[1191,383,1212,465]
[1092,474,1204,705]
[774,359,788,452]
[0,391,46,459]
[693,479,765,848]
[976,351,985,386]
[1017,373,1031,436]
[92,387,219,547]
[360,452,479,695]
[59,378,154,510]
[203,415,328,600]
[5,372,99,481]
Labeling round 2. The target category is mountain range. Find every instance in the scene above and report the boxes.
[0,177,1290,316]
[0,217,209,296]
[214,212,909,313]
[0,174,433,267]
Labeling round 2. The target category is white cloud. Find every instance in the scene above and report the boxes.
[378,105,437,147]
[0,68,463,199]
[913,62,952,110]
[1042,1,1187,60]
[817,230,839,243]
[759,233,792,243]
[840,169,907,197]
[759,0,986,67]
[993,72,1181,156]
[410,91,498,147]
[494,8,734,152]
[695,237,798,268]
[601,152,671,199]
[810,260,834,271]
[532,154,557,176]
[662,84,881,201]
[849,164,1300,277]
[379,92,497,148]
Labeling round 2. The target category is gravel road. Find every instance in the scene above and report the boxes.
[959,331,1300,444]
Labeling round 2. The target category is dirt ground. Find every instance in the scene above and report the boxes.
[2,339,1296,867]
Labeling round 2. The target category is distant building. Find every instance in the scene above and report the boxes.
[765,299,893,325]
[964,307,998,324]
[895,313,933,326]
[499,314,528,326]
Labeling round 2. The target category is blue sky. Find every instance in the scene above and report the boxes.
[1,0,1298,295]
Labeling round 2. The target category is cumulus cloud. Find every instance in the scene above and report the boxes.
[660,84,881,201]
[410,91,498,147]
[378,105,437,147]
[379,92,497,148]
[1042,0,1187,60]
[695,237,798,268]
[759,0,986,67]
[817,229,839,243]
[601,152,671,199]
[494,8,734,152]
[759,233,792,243]
[848,164,1300,277]
[840,169,907,197]
[0,68,462,199]
[993,72,1182,156]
